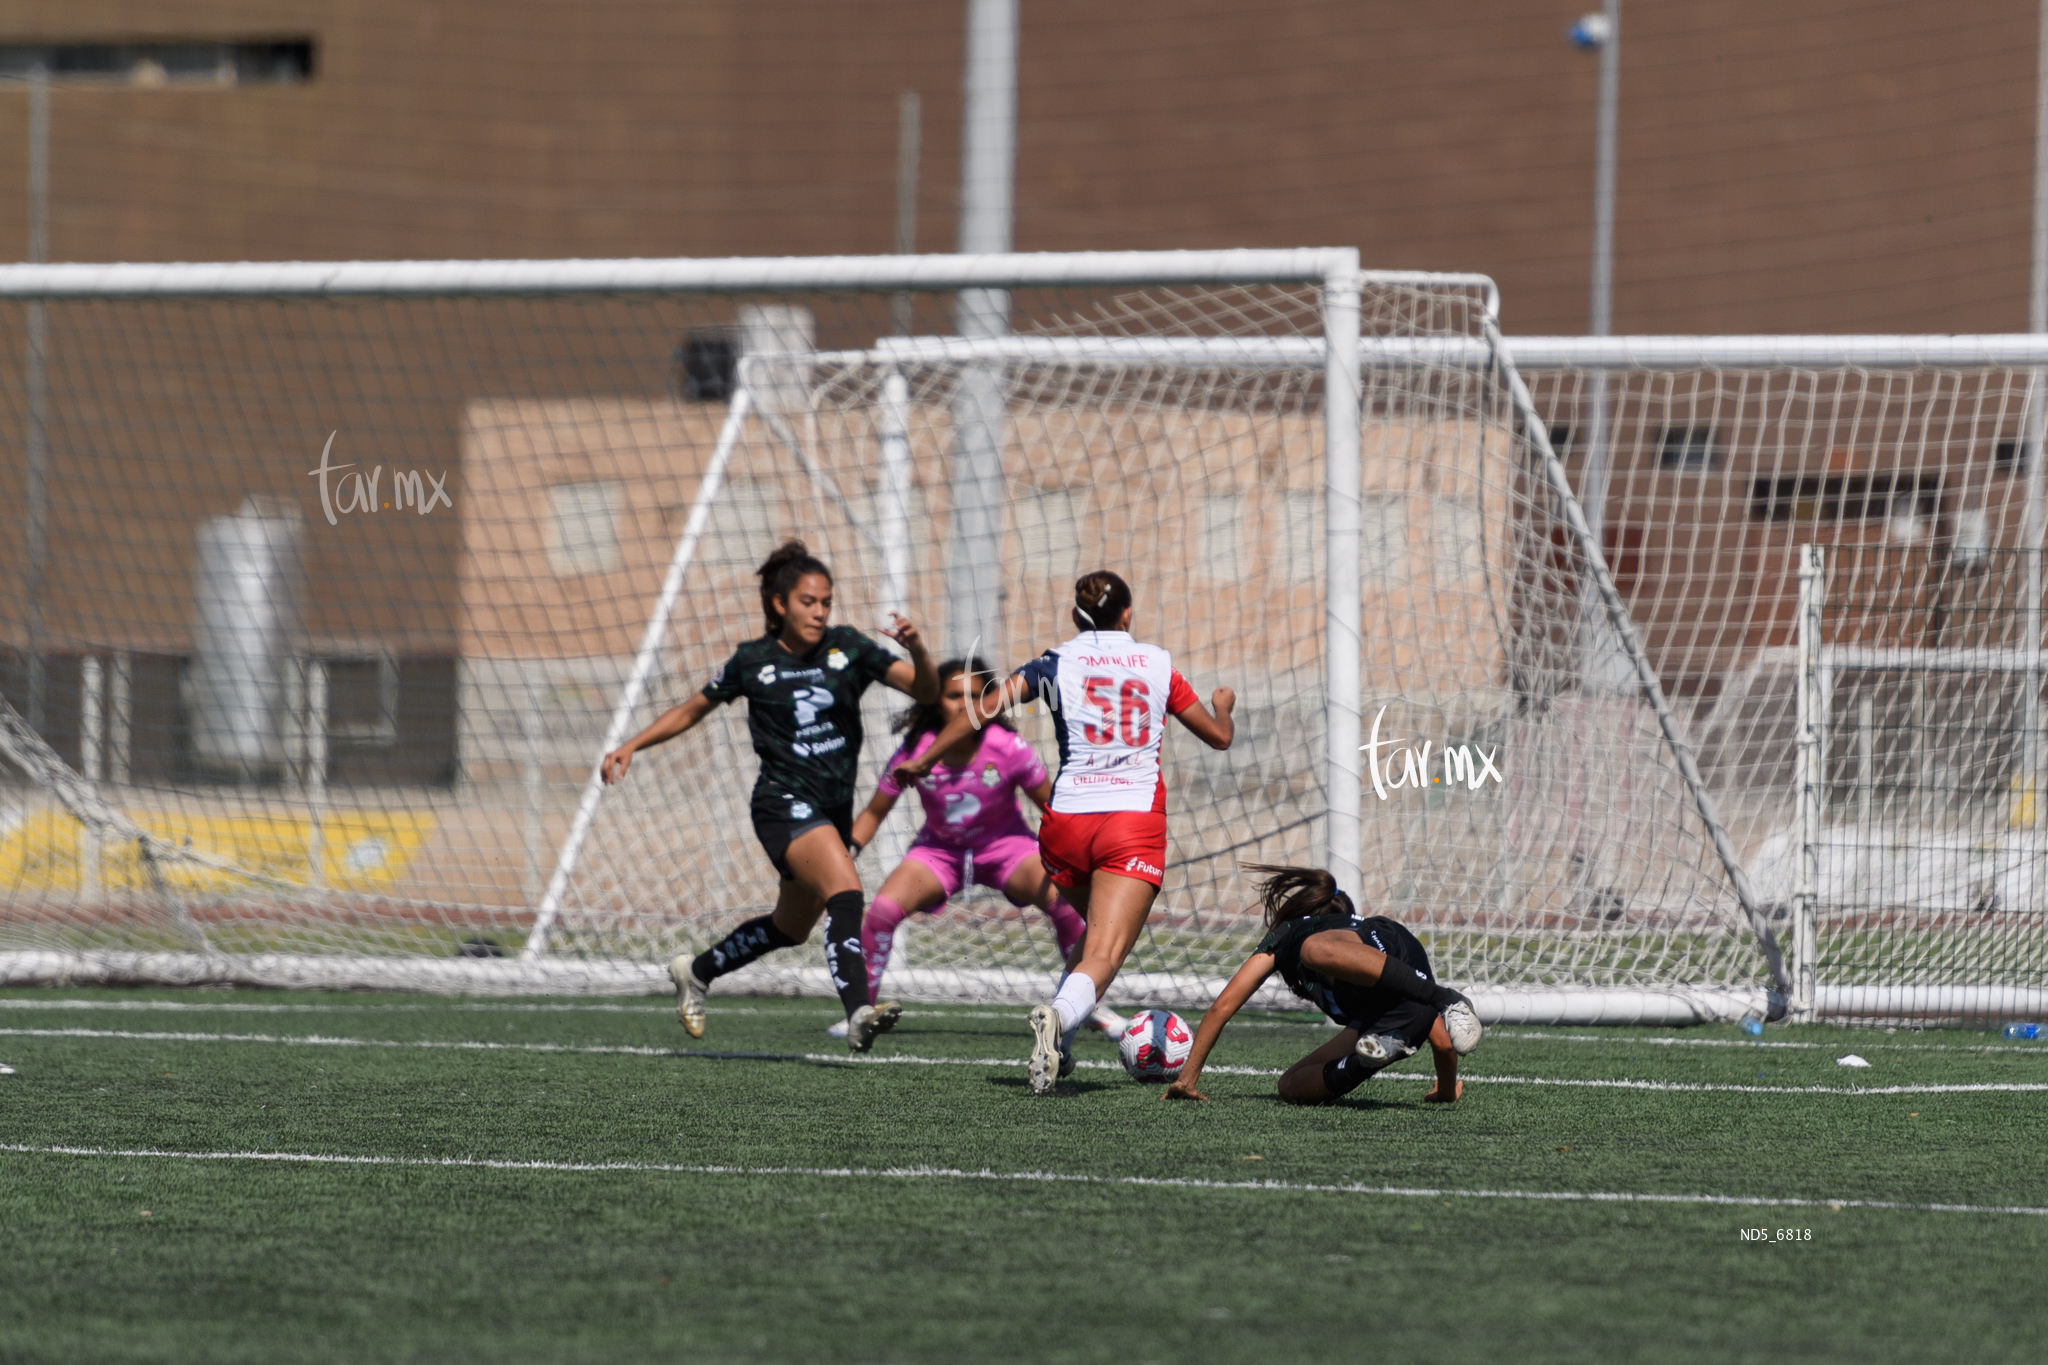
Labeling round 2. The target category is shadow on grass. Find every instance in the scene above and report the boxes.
[1238,1091,1412,1111]
[982,1076,1118,1096]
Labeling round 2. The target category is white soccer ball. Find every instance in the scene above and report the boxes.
[1118,1008,1193,1082]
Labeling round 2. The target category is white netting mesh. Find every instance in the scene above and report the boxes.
[1524,364,2048,1019]
[540,285,1347,996]
[0,266,1835,1010]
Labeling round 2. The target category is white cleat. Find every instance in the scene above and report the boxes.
[1354,1031,1419,1071]
[1027,1003,1063,1095]
[1441,998,1483,1056]
[1087,1003,1127,1037]
[825,1018,849,1039]
[847,1001,902,1053]
[668,955,708,1039]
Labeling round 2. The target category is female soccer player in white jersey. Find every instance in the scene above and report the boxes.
[837,657,1122,1039]
[1163,865,1483,1105]
[892,570,1235,1094]
[601,540,938,1052]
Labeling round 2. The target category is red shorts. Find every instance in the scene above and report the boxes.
[1036,809,1168,889]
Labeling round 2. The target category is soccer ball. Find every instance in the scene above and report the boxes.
[1118,1009,1193,1082]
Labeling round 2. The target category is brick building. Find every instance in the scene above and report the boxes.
[0,2,2041,905]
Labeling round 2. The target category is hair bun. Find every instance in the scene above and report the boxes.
[1073,570,1132,626]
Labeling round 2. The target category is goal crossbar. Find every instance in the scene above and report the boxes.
[861,333,2048,371]
[0,249,1375,299]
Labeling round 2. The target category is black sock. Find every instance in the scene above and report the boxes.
[1321,1053,1374,1098]
[1374,960,1468,1012]
[821,890,870,1017]
[692,914,798,984]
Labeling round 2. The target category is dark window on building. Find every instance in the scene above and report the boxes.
[1748,472,1943,523]
[1547,424,1574,455]
[1659,426,1717,471]
[676,329,738,402]
[0,40,314,86]
[1995,438,2030,473]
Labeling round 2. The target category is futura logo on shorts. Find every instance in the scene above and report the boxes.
[1123,856,1162,877]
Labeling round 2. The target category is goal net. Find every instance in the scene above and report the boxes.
[0,252,1795,1018]
[1518,337,2048,1023]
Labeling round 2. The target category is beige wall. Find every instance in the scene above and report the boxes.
[2,0,2038,696]
[457,395,1517,730]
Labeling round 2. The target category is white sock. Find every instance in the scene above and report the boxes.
[1051,971,1098,1036]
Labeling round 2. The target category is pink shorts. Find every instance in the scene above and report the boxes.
[902,831,1044,903]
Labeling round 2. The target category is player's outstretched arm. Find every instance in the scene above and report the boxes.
[848,789,899,855]
[601,693,715,784]
[878,612,941,703]
[1163,950,1276,1102]
[1423,1015,1462,1103]
[1170,685,1235,751]
[892,674,1029,786]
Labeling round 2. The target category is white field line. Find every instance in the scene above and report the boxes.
[1488,1029,2048,1057]
[3,998,2039,1051]
[0,998,782,1017]
[0,1025,1264,1077]
[5,1026,2046,1095]
[0,998,1131,1025]
[3,1142,2043,1219]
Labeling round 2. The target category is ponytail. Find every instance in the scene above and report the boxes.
[1247,864,1356,928]
[757,539,833,635]
[1072,569,1132,630]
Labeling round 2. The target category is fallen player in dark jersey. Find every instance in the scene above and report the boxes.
[1164,864,1483,1104]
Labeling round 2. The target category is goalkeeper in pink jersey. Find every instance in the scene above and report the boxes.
[894,570,1238,1094]
[839,658,1124,1039]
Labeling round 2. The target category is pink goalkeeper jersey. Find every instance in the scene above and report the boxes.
[877,726,1049,850]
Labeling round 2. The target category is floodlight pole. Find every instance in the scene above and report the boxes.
[2023,0,2048,811]
[1571,3,1624,692]
[950,0,1017,660]
[24,64,49,736]
[1579,0,1619,522]
[892,90,922,337]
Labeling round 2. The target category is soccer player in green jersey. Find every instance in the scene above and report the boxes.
[601,540,938,1051]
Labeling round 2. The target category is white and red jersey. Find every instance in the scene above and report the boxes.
[1013,631,1199,814]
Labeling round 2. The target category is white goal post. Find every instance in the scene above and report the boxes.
[5,250,2043,1023]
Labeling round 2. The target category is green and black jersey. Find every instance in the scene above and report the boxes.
[701,625,900,823]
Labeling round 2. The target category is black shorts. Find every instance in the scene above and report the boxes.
[1330,917,1439,1050]
[752,802,855,881]
[1335,998,1439,1051]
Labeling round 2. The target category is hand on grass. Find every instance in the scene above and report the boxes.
[1163,1077,1207,1102]
[1422,1079,1463,1104]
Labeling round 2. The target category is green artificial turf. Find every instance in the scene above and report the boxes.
[2,989,2044,1364]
